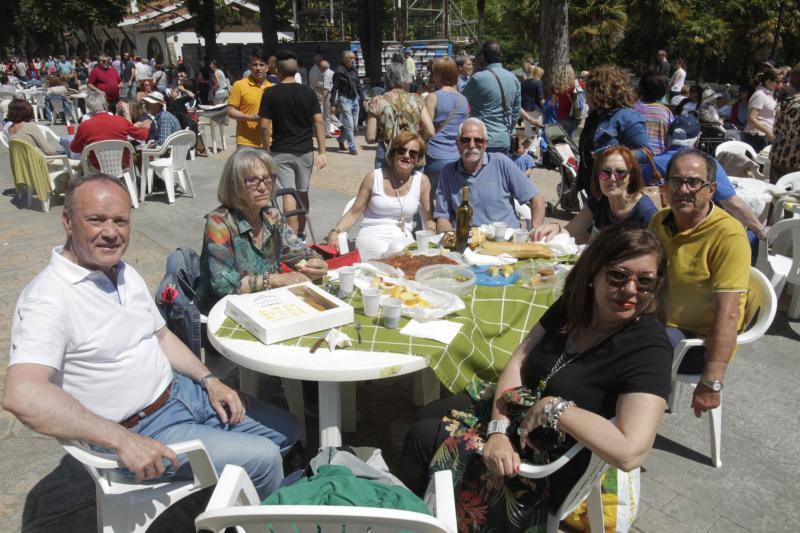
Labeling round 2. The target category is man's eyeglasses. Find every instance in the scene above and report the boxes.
[666,177,710,191]
[392,147,421,159]
[244,174,277,190]
[604,267,662,294]
[598,169,630,181]
[459,136,486,146]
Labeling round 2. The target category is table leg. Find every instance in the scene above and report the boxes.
[341,382,357,433]
[281,378,307,447]
[239,367,261,397]
[318,381,342,448]
[412,367,441,406]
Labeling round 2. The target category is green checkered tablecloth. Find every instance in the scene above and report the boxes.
[215,285,557,394]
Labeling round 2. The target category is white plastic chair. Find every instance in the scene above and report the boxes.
[81,139,139,208]
[715,140,758,161]
[336,197,358,253]
[769,171,800,225]
[48,96,70,126]
[756,218,800,319]
[139,130,197,204]
[194,465,457,533]
[8,138,75,212]
[199,117,227,154]
[667,267,777,467]
[60,439,217,533]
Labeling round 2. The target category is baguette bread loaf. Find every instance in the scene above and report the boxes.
[479,241,554,259]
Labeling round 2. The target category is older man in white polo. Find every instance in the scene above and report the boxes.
[3,175,299,498]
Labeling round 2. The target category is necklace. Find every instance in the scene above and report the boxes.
[537,325,622,399]
[389,171,411,233]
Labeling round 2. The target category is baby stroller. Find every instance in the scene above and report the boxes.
[542,123,582,216]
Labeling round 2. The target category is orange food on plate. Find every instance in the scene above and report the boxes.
[378,253,458,280]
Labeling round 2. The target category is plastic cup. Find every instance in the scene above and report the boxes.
[493,222,508,241]
[512,229,528,243]
[415,229,434,250]
[338,267,355,296]
[382,298,403,329]
[66,124,75,135]
[361,287,382,318]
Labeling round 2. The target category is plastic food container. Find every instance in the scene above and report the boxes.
[516,262,566,289]
[415,264,476,297]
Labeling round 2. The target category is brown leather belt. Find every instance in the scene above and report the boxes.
[119,383,173,429]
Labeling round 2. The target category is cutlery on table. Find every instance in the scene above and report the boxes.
[354,321,363,344]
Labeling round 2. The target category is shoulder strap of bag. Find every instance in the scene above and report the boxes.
[436,93,464,133]
[487,68,513,136]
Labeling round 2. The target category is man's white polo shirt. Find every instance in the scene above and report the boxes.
[9,247,173,422]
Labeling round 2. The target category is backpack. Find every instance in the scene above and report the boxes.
[154,247,203,357]
[379,91,419,145]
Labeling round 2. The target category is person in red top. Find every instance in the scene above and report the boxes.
[70,91,148,169]
[88,54,122,109]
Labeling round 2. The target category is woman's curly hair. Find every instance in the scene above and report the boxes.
[586,64,636,112]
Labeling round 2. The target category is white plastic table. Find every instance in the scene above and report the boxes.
[206,296,434,447]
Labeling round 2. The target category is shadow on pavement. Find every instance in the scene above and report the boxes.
[652,433,713,466]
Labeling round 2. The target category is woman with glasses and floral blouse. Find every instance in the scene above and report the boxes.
[196,148,327,314]
[328,130,436,261]
[532,146,658,243]
[398,224,672,531]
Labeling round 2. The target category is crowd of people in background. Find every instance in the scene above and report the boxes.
[1,40,800,532]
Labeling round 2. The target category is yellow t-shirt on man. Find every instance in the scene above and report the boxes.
[648,205,750,337]
[228,76,273,147]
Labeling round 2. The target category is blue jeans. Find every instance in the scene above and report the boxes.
[424,155,458,195]
[337,96,359,150]
[123,82,137,100]
[374,140,387,169]
[125,373,299,499]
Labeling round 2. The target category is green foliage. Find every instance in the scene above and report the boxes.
[18,0,127,33]
[465,0,797,83]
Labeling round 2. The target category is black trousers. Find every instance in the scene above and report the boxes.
[397,393,472,496]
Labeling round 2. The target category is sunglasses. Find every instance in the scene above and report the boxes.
[604,267,662,294]
[598,169,630,181]
[244,174,277,190]
[666,177,710,191]
[392,147,421,159]
[459,136,486,146]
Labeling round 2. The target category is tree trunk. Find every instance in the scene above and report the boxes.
[259,0,279,56]
[200,0,218,59]
[476,0,486,44]
[357,0,383,85]
[539,0,570,91]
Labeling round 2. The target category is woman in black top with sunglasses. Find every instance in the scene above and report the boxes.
[532,145,658,243]
[398,225,672,531]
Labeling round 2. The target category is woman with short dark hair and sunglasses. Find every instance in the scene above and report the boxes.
[533,145,658,243]
[195,148,327,314]
[328,130,435,261]
[398,224,672,531]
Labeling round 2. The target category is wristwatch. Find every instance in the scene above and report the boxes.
[200,372,219,390]
[486,419,510,436]
[699,378,723,392]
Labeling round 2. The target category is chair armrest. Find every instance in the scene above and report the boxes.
[44,154,71,167]
[430,470,457,533]
[59,439,122,469]
[518,439,586,479]
[671,338,706,378]
[205,464,260,512]
[167,439,218,487]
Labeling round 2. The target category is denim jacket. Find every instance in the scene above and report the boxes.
[155,247,203,357]
[592,107,651,164]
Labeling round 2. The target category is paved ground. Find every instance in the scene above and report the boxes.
[0,122,798,532]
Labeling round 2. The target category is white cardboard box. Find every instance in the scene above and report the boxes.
[224,282,354,345]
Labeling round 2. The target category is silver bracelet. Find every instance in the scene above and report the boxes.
[547,398,576,431]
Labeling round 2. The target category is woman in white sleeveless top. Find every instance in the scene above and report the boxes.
[328,131,436,261]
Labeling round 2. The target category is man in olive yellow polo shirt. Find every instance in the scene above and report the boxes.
[649,148,750,418]
[228,49,273,149]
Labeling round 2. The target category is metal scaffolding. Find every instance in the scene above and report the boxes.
[395,0,477,44]
[293,0,477,44]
